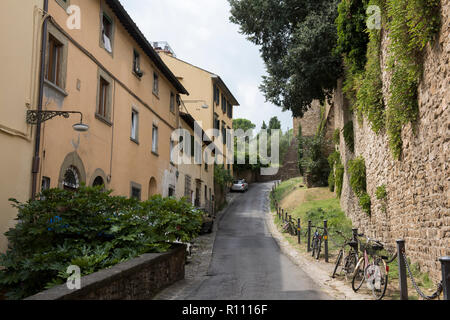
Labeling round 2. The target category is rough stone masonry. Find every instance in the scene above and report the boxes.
[294,0,449,282]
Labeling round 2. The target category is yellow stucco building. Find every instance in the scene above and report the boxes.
[0,0,44,252]
[35,0,190,204]
[157,49,239,203]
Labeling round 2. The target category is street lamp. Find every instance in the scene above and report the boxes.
[26,110,89,132]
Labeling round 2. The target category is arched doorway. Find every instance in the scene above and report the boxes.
[148,177,157,199]
[92,176,105,190]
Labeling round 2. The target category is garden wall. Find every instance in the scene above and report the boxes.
[25,244,186,300]
[331,1,450,281]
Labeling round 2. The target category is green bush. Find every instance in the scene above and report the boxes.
[214,164,233,191]
[0,186,202,300]
[335,163,345,198]
[348,157,367,197]
[376,185,387,200]
[299,134,331,187]
[332,128,341,145]
[358,192,372,215]
[328,172,335,192]
[348,157,371,215]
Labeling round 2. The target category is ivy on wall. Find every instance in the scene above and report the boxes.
[385,0,441,158]
[336,0,441,159]
[328,151,344,198]
[348,157,371,215]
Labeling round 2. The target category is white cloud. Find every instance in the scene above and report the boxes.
[121,0,293,132]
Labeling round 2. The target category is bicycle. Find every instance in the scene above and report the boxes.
[311,227,324,260]
[351,235,389,300]
[331,230,359,281]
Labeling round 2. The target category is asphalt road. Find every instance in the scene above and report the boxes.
[185,182,331,300]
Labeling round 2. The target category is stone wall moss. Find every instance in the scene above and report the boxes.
[385,0,441,159]
[337,0,441,159]
[348,157,371,215]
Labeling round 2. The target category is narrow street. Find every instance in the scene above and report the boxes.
[158,182,331,300]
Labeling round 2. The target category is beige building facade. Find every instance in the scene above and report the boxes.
[0,0,44,252]
[32,0,188,204]
[158,51,239,175]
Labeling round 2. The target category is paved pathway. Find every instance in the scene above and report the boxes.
[155,182,331,300]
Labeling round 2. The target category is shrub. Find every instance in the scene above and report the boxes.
[358,192,372,215]
[335,163,345,198]
[299,134,331,187]
[332,128,341,145]
[348,157,367,197]
[376,185,387,200]
[348,157,371,215]
[0,186,203,300]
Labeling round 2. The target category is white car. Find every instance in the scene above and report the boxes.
[230,179,249,192]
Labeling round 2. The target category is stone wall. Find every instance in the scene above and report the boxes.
[25,244,186,300]
[331,0,450,281]
[293,100,322,138]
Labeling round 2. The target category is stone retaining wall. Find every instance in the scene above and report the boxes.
[333,0,450,281]
[25,244,186,300]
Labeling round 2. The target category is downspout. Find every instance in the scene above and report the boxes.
[31,0,50,200]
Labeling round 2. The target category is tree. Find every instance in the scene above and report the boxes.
[229,0,342,117]
[261,121,267,130]
[268,116,281,131]
[233,118,256,134]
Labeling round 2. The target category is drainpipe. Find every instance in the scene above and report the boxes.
[31,0,50,200]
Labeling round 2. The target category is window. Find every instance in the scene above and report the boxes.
[185,175,191,198]
[98,77,109,119]
[170,139,175,163]
[131,186,141,201]
[168,185,175,197]
[214,113,220,131]
[152,125,159,154]
[63,166,80,191]
[215,86,220,105]
[101,13,113,53]
[170,92,175,113]
[153,72,159,96]
[46,35,63,87]
[41,177,51,191]
[222,94,226,113]
[227,102,233,119]
[205,185,208,202]
[131,109,139,142]
[222,122,226,144]
[133,50,142,76]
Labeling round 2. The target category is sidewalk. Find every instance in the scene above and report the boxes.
[153,191,239,300]
[264,206,372,300]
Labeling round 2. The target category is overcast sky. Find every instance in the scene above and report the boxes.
[122,0,293,132]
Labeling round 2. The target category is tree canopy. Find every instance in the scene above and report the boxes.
[229,0,342,117]
[268,116,281,131]
[233,118,256,134]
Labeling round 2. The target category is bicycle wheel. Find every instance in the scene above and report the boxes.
[332,249,344,278]
[352,258,365,292]
[343,252,358,282]
[369,258,388,300]
[312,239,318,258]
[316,238,322,260]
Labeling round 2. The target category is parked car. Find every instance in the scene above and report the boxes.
[230,179,249,192]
